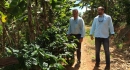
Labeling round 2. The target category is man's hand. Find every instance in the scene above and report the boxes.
[79,38,83,43]
[110,35,114,39]
[67,34,70,37]
[90,35,94,40]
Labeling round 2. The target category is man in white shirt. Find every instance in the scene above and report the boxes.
[67,9,85,64]
[90,6,115,70]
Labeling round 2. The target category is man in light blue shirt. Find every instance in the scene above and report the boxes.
[67,9,85,64]
[90,6,114,70]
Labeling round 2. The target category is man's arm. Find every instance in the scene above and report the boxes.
[108,16,115,39]
[90,18,96,35]
[80,18,86,38]
[79,18,85,43]
[108,16,115,35]
[90,18,96,40]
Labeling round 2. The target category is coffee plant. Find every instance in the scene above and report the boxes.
[0,0,78,70]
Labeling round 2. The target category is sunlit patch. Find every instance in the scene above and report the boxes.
[1,15,7,23]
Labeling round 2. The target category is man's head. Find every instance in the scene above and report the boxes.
[72,9,78,19]
[97,6,105,15]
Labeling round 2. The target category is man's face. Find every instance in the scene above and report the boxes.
[97,8,104,15]
[73,10,78,18]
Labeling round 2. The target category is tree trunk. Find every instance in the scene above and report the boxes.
[27,0,34,43]
[2,23,5,52]
[42,0,48,30]
[34,0,39,38]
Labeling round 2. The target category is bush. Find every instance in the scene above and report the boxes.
[2,18,77,70]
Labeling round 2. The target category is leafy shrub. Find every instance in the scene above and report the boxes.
[2,18,77,70]
[0,0,76,70]
[4,43,76,70]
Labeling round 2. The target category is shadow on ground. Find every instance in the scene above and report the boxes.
[65,63,102,70]
[65,63,80,70]
[93,66,102,70]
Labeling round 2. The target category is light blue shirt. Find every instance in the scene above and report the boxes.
[67,17,86,37]
[90,14,115,38]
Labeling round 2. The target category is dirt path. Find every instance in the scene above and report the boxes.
[65,36,94,70]
[65,27,107,70]
[67,36,117,70]
[65,26,130,70]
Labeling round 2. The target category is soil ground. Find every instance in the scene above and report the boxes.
[65,26,130,70]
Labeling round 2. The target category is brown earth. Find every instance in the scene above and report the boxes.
[65,26,130,70]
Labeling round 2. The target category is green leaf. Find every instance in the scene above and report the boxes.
[25,59,32,69]
[39,51,45,57]
[38,56,44,68]
[51,0,56,9]
[0,25,3,35]
[32,58,38,65]
[58,58,68,64]
[35,44,40,49]
[5,47,12,54]
[43,62,48,68]
[54,63,65,70]
[54,0,57,2]
[23,53,29,58]
[12,48,19,53]
[5,1,10,8]
[9,0,19,8]
[65,52,72,56]
[31,50,38,56]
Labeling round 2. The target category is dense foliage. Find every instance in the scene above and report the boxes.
[81,0,130,25]
[0,0,78,70]
[1,0,129,70]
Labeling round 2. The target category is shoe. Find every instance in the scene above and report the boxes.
[75,62,81,68]
[104,66,110,70]
[77,60,81,64]
[95,63,100,67]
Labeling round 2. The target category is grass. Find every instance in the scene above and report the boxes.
[92,56,95,61]
[117,43,123,49]
[85,27,95,45]
[86,36,95,45]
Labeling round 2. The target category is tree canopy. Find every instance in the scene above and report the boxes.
[81,0,130,25]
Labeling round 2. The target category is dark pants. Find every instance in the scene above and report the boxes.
[71,34,81,61]
[95,38,110,66]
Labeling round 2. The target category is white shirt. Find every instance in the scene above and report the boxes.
[67,17,86,37]
[90,14,115,38]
